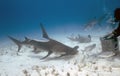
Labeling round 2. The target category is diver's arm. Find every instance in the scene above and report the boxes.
[103,22,120,39]
[112,22,120,37]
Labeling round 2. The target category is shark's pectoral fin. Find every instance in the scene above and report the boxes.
[41,50,52,59]
[18,45,22,52]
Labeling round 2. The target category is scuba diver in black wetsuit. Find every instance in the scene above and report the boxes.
[104,8,120,39]
[103,8,120,55]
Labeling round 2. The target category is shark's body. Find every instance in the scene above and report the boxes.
[8,24,79,59]
[82,44,96,52]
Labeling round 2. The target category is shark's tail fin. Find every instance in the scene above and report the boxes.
[40,23,50,39]
[8,36,22,52]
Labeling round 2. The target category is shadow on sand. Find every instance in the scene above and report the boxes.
[28,55,76,62]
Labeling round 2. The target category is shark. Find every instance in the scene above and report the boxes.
[81,44,96,58]
[81,44,96,52]
[8,23,79,59]
[84,13,108,31]
[67,34,91,43]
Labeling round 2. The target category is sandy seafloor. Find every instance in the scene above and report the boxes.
[0,34,120,76]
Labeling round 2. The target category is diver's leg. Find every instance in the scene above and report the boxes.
[41,51,52,59]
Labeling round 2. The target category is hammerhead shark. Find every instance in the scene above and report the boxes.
[84,13,108,31]
[8,23,79,59]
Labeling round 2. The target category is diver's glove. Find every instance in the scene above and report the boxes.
[103,33,115,40]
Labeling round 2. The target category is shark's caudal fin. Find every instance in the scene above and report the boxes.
[40,23,50,39]
[8,36,22,52]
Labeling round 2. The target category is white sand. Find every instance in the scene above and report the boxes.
[0,36,120,76]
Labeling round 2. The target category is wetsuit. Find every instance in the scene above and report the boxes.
[104,7,120,39]
[113,8,120,37]
[112,22,120,37]
[103,8,120,55]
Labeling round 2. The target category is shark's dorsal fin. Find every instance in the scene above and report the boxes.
[40,23,50,39]
[24,36,30,42]
[25,37,29,41]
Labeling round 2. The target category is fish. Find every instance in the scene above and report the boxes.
[8,23,79,59]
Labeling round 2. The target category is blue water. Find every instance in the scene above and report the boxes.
[0,0,120,40]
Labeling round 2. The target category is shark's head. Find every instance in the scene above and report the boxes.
[70,46,79,55]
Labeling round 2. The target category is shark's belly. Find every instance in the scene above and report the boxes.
[51,45,68,53]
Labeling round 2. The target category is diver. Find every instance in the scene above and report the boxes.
[104,8,120,39]
[103,8,120,55]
